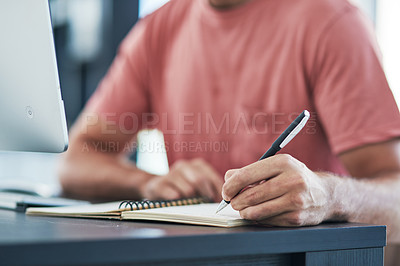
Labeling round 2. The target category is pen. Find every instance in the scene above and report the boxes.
[215,110,310,214]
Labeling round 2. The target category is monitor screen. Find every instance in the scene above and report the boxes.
[0,0,68,153]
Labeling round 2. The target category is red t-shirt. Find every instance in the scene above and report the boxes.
[87,0,400,176]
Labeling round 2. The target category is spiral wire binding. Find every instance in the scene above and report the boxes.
[118,197,210,211]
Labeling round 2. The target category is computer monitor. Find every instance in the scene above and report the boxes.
[0,0,68,153]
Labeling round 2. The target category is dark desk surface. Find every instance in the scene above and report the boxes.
[0,209,386,265]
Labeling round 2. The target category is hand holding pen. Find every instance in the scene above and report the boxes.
[216,110,310,214]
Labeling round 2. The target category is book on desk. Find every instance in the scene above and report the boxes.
[26,197,253,228]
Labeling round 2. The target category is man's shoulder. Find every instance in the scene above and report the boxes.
[126,0,193,52]
[141,0,193,32]
[278,0,361,43]
[291,0,356,24]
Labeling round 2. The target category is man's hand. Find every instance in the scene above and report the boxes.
[222,154,335,226]
[142,158,224,202]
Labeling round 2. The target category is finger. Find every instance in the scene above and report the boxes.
[223,154,299,200]
[237,193,296,221]
[167,172,198,199]
[224,169,239,181]
[200,179,219,201]
[180,162,216,200]
[230,173,293,210]
[193,160,224,201]
[158,185,182,200]
[146,179,181,200]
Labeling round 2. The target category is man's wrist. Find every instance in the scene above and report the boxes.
[318,172,348,222]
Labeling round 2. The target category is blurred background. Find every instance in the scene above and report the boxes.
[0,0,399,196]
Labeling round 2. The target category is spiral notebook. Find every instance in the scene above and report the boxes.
[26,198,207,219]
[26,198,252,227]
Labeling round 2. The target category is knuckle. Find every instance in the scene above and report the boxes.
[293,175,308,190]
[287,212,304,226]
[235,168,250,183]
[190,171,205,184]
[224,169,237,181]
[276,154,295,168]
[290,193,306,209]
[244,189,261,205]
[242,208,262,221]
[192,158,206,166]
[297,160,306,169]
[192,175,204,186]
[173,159,187,169]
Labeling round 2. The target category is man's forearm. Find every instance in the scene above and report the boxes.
[327,172,400,242]
[59,139,154,201]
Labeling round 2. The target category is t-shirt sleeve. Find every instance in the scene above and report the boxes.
[85,20,150,133]
[311,6,400,154]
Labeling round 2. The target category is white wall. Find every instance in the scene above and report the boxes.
[376,0,400,107]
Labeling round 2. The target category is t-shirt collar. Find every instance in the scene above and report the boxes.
[196,0,260,26]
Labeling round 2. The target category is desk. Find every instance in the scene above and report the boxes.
[0,209,385,265]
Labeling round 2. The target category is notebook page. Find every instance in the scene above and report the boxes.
[121,203,252,227]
